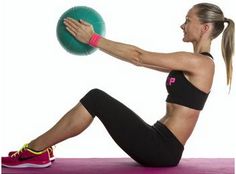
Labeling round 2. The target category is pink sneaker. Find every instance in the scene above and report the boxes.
[2,144,51,168]
[8,146,55,162]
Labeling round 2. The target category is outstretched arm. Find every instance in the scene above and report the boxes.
[64,18,207,74]
[98,38,171,72]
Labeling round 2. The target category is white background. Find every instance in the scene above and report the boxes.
[0,0,235,159]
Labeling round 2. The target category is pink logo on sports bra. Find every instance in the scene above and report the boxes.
[167,77,176,86]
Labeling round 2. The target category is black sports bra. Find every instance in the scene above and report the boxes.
[165,52,213,110]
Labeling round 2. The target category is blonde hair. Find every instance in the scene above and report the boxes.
[193,3,235,89]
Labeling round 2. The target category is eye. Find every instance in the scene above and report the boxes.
[184,19,190,24]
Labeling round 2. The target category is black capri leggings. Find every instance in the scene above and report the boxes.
[80,89,184,167]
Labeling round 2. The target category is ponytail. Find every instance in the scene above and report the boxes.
[193,3,235,91]
[222,18,235,89]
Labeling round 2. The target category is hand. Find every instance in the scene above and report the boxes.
[63,17,94,44]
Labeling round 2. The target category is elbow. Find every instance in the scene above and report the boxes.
[131,49,143,66]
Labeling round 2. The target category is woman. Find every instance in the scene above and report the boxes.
[2,3,234,168]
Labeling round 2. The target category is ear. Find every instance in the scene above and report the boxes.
[201,23,210,34]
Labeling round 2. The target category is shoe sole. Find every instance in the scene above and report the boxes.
[50,157,56,162]
[2,162,52,168]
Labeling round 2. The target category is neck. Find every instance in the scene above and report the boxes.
[192,37,211,54]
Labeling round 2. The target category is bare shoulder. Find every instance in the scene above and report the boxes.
[194,52,215,74]
[177,51,215,74]
[184,52,215,93]
[139,50,214,74]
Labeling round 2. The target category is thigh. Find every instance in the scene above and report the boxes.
[81,89,160,164]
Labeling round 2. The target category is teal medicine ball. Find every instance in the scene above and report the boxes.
[57,6,106,55]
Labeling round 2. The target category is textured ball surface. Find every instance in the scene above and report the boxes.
[57,6,106,55]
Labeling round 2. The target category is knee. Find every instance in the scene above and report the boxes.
[85,88,106,100]
[87,88,104,96]
[80,88,107,117]
[81,88,104,104]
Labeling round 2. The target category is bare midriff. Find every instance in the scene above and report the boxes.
[159,102,201,145]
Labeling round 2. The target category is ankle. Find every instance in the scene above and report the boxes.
[28,142,45,152]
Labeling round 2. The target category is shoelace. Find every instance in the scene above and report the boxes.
[10,144,54,158]
[10,144,29,158]
[48,145,56,153]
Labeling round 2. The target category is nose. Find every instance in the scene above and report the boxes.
[180,23,185,30]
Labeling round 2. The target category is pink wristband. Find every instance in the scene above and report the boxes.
[88,33,101,47]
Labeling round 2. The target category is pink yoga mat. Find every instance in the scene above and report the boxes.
[2,158,234,174]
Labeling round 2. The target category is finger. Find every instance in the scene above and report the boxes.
[64,18,81,29]
[67,17,82,27]
[64,20,77,31]
[64,19,78,34]
[66,27,76,37]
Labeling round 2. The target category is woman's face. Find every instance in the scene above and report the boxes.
[180,8,203,43]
